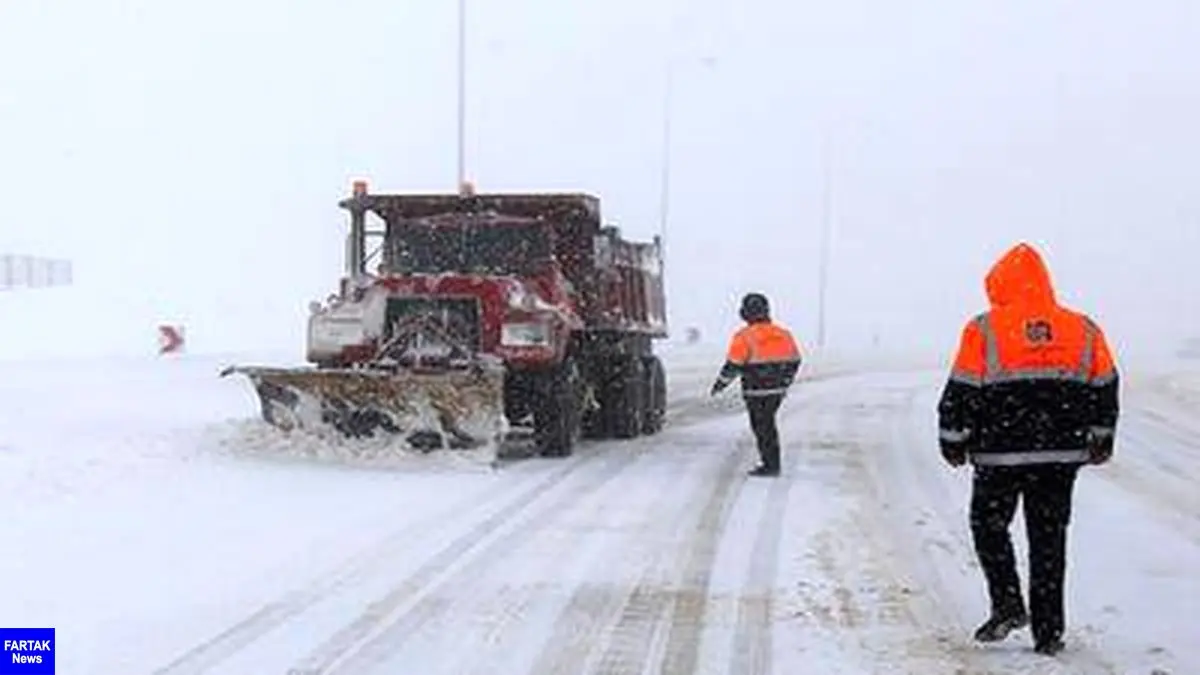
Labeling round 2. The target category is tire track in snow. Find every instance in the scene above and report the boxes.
[325,440,715,675]
[152,452,592,675]
[578,446,742,675]
[464,480,695,675]
[726,446,793,675]
[524,585,627,675]
[655,436,745,674]
[289,442,654,674]
[525,438,734,675]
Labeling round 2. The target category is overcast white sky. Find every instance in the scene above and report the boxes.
[1,0,1197,365]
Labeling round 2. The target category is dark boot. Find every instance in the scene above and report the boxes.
[973,611,1029,642]
[748,464,779,477]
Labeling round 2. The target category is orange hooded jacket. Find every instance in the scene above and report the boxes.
[938,243,1119,466]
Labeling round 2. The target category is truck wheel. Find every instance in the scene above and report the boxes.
[535,358,583,457]
[610,356,645,439]
[641,355,666,435]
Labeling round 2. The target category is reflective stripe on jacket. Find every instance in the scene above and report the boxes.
[937,243,1120,466]
[716,321,803,397]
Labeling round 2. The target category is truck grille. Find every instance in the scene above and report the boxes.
[384,297,481,351]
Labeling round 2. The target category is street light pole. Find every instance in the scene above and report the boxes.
[456,0,467,189]
[658,54,717,259]
[816,132,832,350]
[657,61,675,259]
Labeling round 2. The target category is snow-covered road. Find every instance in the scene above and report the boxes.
[1,349,1196,674]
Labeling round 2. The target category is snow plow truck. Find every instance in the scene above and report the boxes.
[222,180,669,458]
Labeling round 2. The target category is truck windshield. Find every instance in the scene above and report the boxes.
[389,222,551,275]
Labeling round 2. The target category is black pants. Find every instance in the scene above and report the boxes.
[969,463,1080,645]
[745,394,783,471]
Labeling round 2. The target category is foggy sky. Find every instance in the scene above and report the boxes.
[1,0,1197,366]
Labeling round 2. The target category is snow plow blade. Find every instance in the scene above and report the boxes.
[219,362,507,451]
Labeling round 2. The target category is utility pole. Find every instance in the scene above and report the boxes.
[657,61,674,259]
[456,0,467,189]
[658,55,716,260]
[816,132,832,350]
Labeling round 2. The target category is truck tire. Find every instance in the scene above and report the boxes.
[535,357,583,457]
[610,356,645,439]
[641,355,666,434]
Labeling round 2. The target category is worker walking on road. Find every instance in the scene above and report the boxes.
[937,242,1120,656]
[710,292,803,477]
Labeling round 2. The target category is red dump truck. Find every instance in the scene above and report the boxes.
[223,180,669,458]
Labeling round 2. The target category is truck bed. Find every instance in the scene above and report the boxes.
[350,191,668,338]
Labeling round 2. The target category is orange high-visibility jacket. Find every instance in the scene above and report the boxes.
[715,321,803,396]
[937,243,1120,466]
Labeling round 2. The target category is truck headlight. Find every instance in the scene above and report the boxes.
[501,321,551,347]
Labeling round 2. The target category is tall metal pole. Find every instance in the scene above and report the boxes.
[456,0,467,188]
[658,60,674,260]
[816,132,832,350]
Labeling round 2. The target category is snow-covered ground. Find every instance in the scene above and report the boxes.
[1146,368,1200,411]
[1,346,1197,674]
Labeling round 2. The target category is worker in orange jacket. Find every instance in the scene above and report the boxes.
[937,242,1120,656]
[710,293,803,476]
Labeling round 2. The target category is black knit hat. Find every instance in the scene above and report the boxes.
[739,292,770,322]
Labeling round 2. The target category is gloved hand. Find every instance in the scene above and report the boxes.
[710,379,728,396]
[1086,428,1114,465]
[941,445,967,467]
